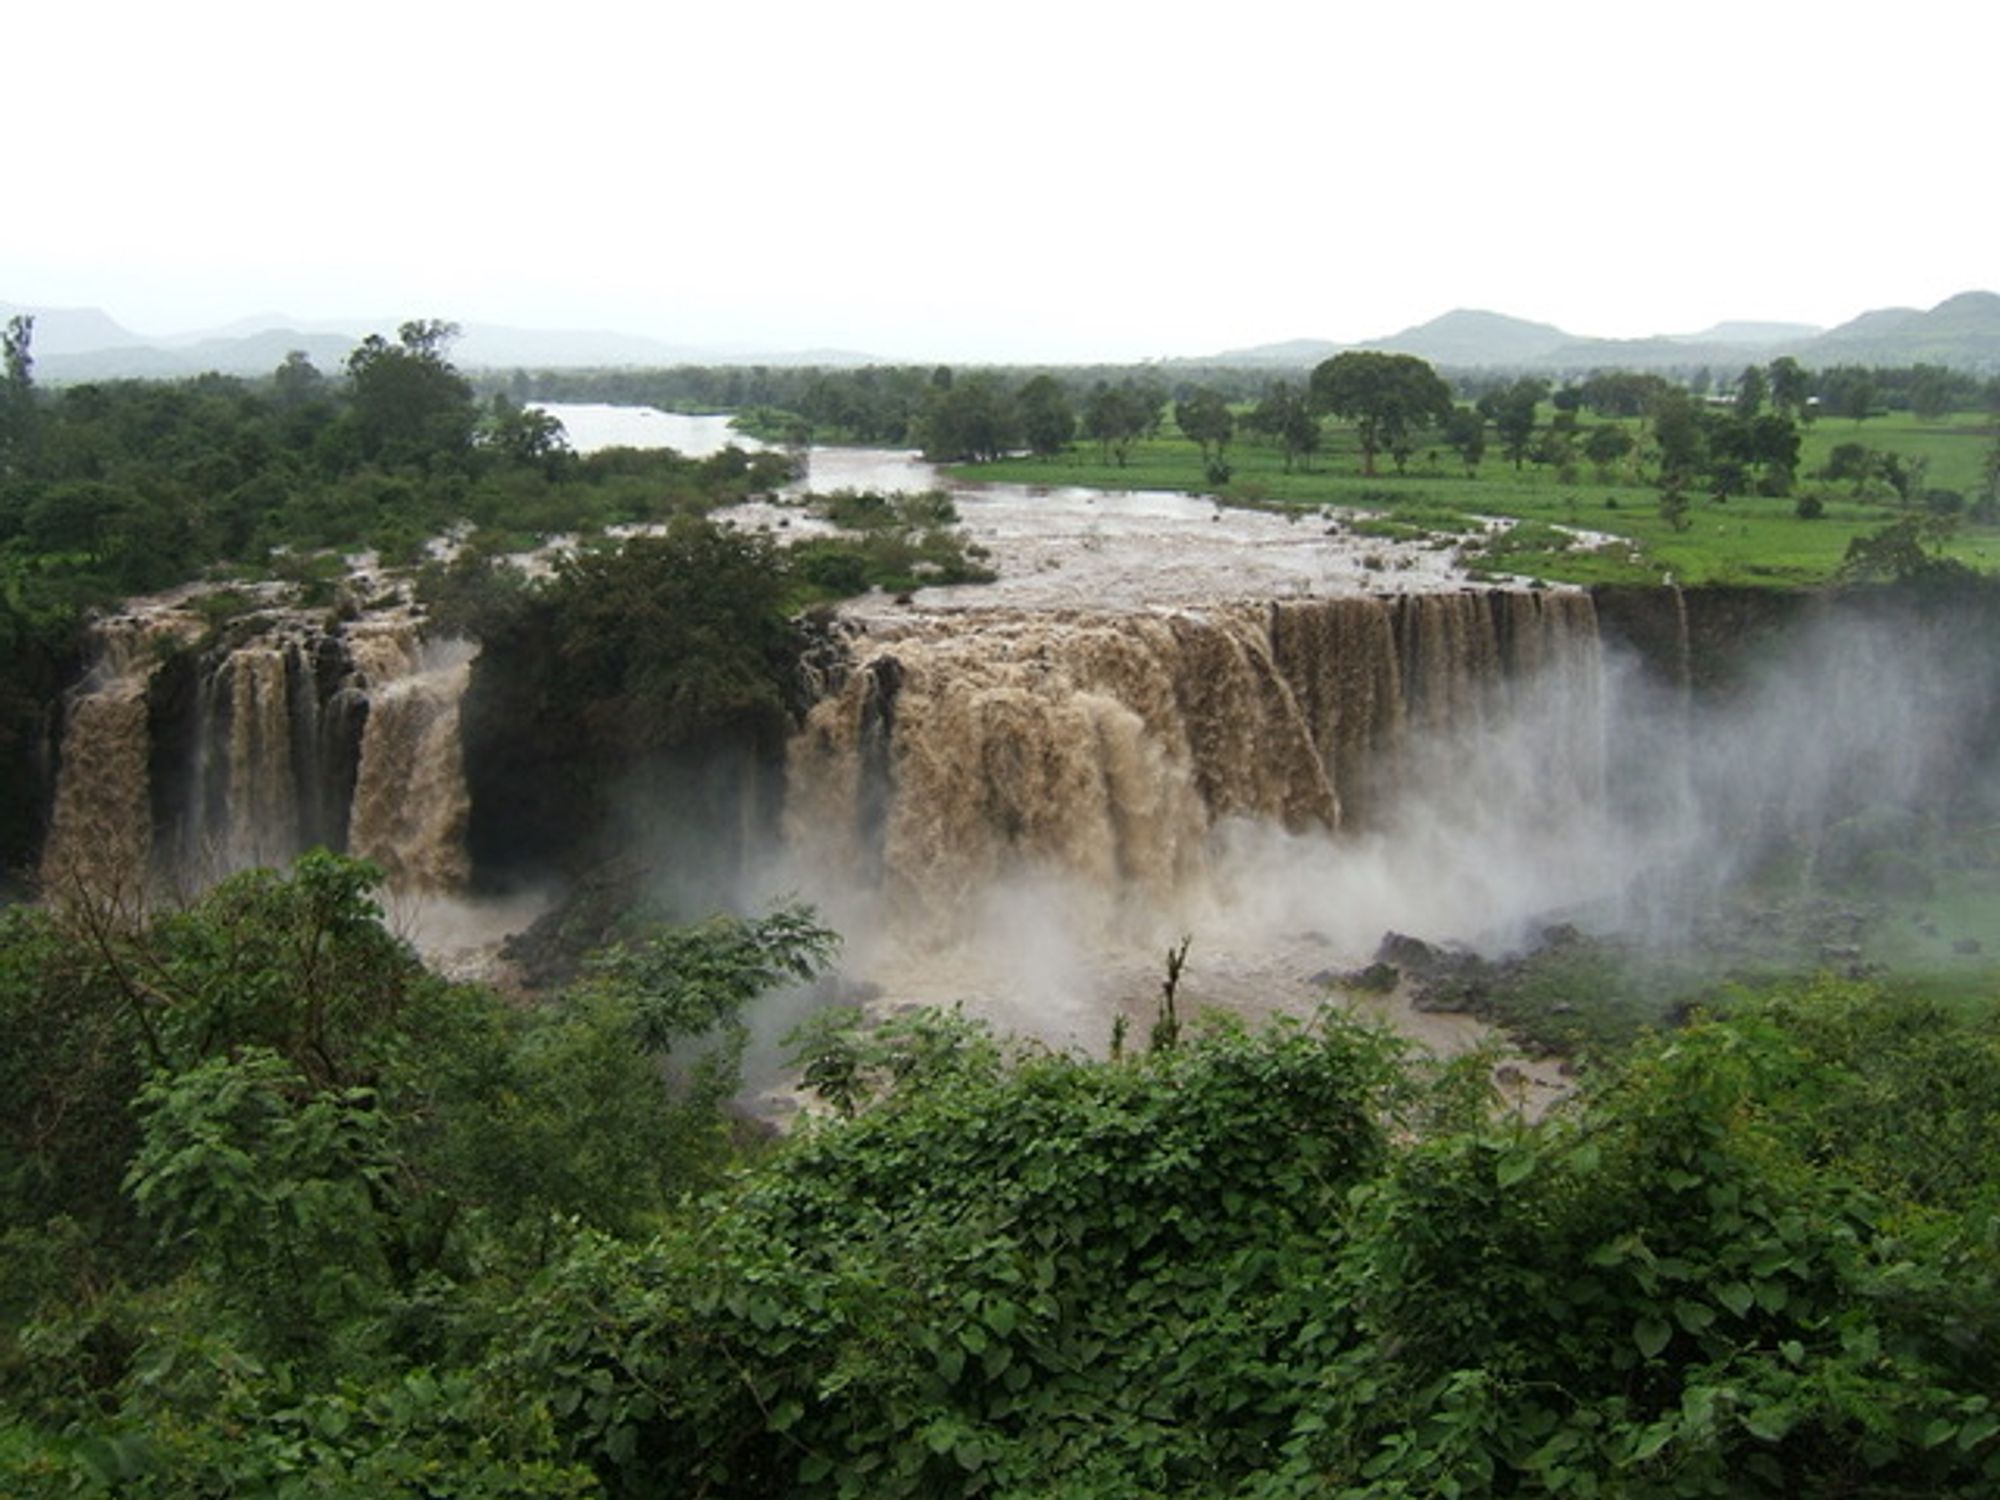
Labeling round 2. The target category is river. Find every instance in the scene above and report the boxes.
[532,402,1479,611]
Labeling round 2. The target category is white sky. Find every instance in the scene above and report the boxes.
[10,0,1995,363]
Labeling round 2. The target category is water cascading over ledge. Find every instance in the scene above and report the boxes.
[38,615,191,905]
[39,607,475,904]
[784,589,1607,937]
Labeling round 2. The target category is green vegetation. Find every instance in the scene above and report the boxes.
[786,489,996,602]
[8,330,2000,1491]
[494,353,2000,589]
[958,399,2000,588]
[5,861,1999,1496]
[0,321,1006,878]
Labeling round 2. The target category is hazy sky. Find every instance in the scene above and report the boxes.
[11,0,1994,362]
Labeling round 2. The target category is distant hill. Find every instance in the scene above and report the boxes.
[1535,336,1794,374]
[450,323,713,369]
[1673,320,1824,346]
[0,301,153,359]
[1808,292,2000,367]
[1204,293,1999,373]
[1817,306,1923,342]
[1361,309,1573,366]
[1208,337,1348,366]
[10,291,1998,380]
[0,302,880,381]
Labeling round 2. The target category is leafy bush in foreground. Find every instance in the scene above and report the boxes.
[4,862,1997,1499]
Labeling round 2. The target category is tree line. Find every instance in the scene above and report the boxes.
[513,350,2000,518]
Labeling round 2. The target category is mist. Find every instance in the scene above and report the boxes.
[746,591,1999,1055]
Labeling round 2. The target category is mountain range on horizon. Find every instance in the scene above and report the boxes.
[1213,292,2000,374]
[4,291,1998,380]
[0,305,882,382]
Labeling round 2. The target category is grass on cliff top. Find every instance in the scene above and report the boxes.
[959,413,2000,589]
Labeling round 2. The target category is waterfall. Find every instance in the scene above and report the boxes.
[221,643,302,871]
[346,624,475,893]
[40,615,199,905]
[785,591,1608,938]
[41,606,475,903]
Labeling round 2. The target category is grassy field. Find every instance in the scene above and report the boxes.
[956,410,2000,588]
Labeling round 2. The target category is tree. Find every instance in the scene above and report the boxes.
[917,375,1019,462]
[1733,362,1767,419]
[1443,406,1486,475]
[1746,412,1801,494]
[1766,355,1810,422]
[456,520,802,871]
[343,319,477,470]
[1649,387,1705,488]
[1579,370,1670,419]
[1,314,35,472]
[1247,382,1320,472]
[1658,484,1692,531]
[1983,426,2000,516]
[1174,386,1234,477]
[1838,514,1969,584]
[1822,365,1877,424]
[479,393,574,478]
[1478,377,1547,469]
[1582,422,1634,481]
[1015,374,1074,458]
[1308,351,1454,477]
[271,349,325,410]
[1908,363,1957,421]
[1082,380,1160,467]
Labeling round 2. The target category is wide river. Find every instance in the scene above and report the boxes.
[534,402,1477,611]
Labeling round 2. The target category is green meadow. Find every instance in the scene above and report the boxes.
[956,409,2000,588]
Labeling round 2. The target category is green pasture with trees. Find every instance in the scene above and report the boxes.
[947,354,2000,589]
[523,347,2000,589]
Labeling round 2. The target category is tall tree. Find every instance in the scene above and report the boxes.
[1442,405,1486,475]
[343,319,477,470]
[1823,366,1877,425]
[1082,380,1160,467]
[1015,374,1074,458]
[271,348,325,409]
[1908,364,1957,421]
[1247,382,1320,473]
[1,314,35,473]
[1174,386,1235,472]
[1308,351,1453,477]
[1733,363,1768,419]
[917,375,1019,462]
[1582,421,1634,481]
[1580,370,1670,419]
[1766,355,1810,422]
[1478,377,1547,469]
[1649,387,1705,487]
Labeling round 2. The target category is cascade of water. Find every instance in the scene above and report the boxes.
[346,624,476,893]
[42,601,478,905]
[785,591,1608,939]
[1268,597,1405,829]
[221,643,301,872]
[40,615,199,904]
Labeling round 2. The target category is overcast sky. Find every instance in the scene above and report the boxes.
[10,0,1994,363]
